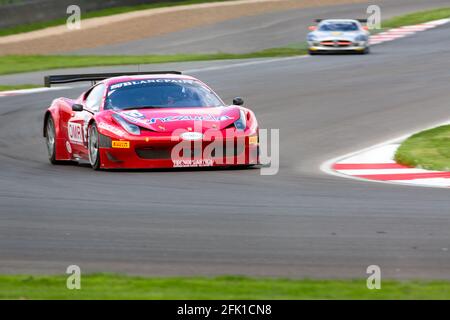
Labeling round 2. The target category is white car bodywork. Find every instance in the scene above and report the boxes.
[307,19,370,54]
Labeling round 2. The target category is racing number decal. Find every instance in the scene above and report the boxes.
[68,122,83,144]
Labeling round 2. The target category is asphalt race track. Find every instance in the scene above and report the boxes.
[72,0,450,55]
[1,13,450,279]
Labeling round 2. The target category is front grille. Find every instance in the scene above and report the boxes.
[176,144,245,158]
[135,142,246,160]
[99,134,112,148]
[320,40,353,47]
[136,147,171,159]
[211,144,245,157]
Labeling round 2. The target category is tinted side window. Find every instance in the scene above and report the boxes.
[85,84,105,112]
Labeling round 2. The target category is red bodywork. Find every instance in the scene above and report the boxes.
[44,74,259,169]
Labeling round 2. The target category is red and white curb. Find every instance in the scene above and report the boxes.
[370,18,450,45]
[322,121,450,188]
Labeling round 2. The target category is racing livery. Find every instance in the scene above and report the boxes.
[307,19,370,54]
[43,72,259,170]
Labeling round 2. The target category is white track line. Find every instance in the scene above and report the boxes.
[338,168,441,175]
[183,55,309,73]
[0,86,71,97]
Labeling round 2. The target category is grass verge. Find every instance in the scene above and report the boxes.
[395,125,450,171]
[1,274,450,299]
[0,0,230,37]
[0,47,306,76]
[382,7,450,29]
[0,84,41,91]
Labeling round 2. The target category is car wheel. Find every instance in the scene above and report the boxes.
[360,47,370,54]
[308,49,317,55]
[88,123,101,170]
[45,116,58,164]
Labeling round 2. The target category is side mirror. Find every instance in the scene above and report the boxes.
[72,104,83,112]
[308,26,317,31]
[233,97,244,106]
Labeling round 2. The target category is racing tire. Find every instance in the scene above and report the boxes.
[88,123,101,170]
[308,49,318,55]
[45,116,59,165]
[360,47,370,54]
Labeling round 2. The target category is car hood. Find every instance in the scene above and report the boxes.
[112,106,240,133]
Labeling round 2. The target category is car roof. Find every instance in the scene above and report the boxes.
[102,74,199,86]
[319,19,360,24]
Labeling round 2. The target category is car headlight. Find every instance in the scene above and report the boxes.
[112,114,140,135]
[307,34,317,41]
[355,35,368,42]
[234,110,247,130]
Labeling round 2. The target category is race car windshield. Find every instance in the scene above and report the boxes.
[105,79,225,110]
[318,22,359,32]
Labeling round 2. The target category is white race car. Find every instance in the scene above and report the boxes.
[307,19,370,55]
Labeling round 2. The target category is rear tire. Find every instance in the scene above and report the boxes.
[308,49,318,55]
[45,116,58,165]
[88,123,101,170]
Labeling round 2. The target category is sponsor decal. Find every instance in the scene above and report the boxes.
[112,141,130,149]
[68,122,83,144]
[120,110,146,123]
[110,79,194,90]
[98,122,126,137]
[148,114,232,125]
[173,159,214,168]
[249,136,258,145]
[180,132,203,141]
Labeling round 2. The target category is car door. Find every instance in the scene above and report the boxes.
[67,83,105,158]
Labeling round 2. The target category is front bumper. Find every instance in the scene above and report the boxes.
[98,133,259,169]
[308,41,368,52]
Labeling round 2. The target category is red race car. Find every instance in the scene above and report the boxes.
[43,72,259,170]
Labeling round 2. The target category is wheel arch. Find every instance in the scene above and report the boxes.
[43,111,52,137]
[87,119,102,170]
[44,107,73,161]
[88,118,97,128]
[43,108,61,138]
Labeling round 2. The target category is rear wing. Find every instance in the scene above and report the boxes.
[44,71,182,87]
[314,19,368,23]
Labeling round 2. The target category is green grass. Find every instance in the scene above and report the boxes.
[1,274,450,299]
[395,125,450,171]
[0,84,40,91]
[382,7,450,29]
[0,47,306,76]
[0,0,230,37]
